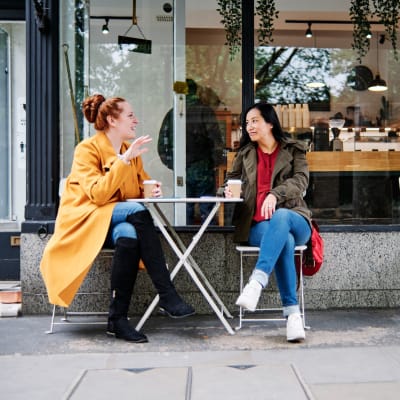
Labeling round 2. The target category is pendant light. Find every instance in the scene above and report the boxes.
[102,18,109,35]
[305,22,313,38]
[368,33,387,92]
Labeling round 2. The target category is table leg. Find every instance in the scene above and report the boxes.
[135,202,235,335]
[155,203,233,319]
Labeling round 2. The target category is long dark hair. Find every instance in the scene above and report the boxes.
[239,102,286,149]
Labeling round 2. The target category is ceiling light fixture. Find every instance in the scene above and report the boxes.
[368,32,388,92]
[305,22,313,38]
[102,18,109,35]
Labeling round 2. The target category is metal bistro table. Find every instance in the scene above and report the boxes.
[127,196,242,335]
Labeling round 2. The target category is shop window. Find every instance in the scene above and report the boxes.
[0,28,10,219]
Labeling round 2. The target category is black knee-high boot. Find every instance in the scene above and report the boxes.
[127,210,195,318]
[107,237,148,343]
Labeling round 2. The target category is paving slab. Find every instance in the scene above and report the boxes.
[309,382,400,400]
[68,364,310,400]
[68,367,189,400]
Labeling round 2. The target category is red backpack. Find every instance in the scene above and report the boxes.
[296,220,324,276]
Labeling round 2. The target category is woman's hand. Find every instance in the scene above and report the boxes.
[261,193,277,219]
[151,182,163,198]
[224,185,233,198]
[122,135,152,162]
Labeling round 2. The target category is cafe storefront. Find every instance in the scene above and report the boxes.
[0,0,397,230]
[6,0,400,312]
[53,0,400,227]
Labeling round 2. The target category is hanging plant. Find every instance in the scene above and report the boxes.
[349,0,371,63]
[372,0,399,60]
[256,0,279,46]
[217,0,279,58]
[217,0,242,60]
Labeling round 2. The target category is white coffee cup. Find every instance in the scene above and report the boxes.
[227,179,242,198]
[143,180,158,198]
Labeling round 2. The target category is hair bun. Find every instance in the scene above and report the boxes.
[82,94,105,123]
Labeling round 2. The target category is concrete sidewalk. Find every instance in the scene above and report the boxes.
[1,309,400,399]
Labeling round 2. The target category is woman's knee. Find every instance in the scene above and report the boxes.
[111,202,146,226]
[112,222,137,243]
[272,208,291,223]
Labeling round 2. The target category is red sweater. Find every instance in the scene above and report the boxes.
[253,145,280,222]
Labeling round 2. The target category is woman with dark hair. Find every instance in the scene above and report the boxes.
[40,94,194,343]
[223,102,312,342]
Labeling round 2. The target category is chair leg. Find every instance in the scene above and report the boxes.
[46,304,56,334]
[61,307,69,322]
[298,250,310,330]
[235,251,245,331]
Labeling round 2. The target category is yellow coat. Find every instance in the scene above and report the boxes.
[40,132,150,307]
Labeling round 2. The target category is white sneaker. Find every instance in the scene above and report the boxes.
[235,280,262,312]
[286,313,305,342]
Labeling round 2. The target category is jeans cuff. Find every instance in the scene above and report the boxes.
[283,304,300,318]
[250,269,269,288]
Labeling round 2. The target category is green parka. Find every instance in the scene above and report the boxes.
[224,137,312,243]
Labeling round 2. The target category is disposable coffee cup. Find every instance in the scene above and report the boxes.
[143,180,158,198]
[227,179,242,198]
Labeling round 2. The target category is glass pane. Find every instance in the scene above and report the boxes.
[89,0,175,220]
[0,22,26,224]
[60,0,89,176]
[87,1,243,226]
[255,37,400,225]
[185,8,242,225]
[0,28,9,219]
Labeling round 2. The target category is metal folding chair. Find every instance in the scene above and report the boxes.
[235,245,309,331]
[45,248,115,334]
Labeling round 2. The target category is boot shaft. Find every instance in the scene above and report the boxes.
[126,210,174,295]
[109,237,140,321]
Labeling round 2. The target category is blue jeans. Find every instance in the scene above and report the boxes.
[248,208,311,316]
[104,202,146,247]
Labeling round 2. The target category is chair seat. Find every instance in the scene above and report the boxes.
[236,245,307,253]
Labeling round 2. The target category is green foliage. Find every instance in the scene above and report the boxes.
[372,0,399,60]
[256,0,279,46]
[218,1,399,64]
[217,0,279,59]
[217,0,242,60]
[349,0,371,63]
[255,46,332,104]
[350,0,399,62]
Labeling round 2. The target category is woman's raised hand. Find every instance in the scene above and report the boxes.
[123,135,152,161]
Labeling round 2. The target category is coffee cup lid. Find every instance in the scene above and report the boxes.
[227,179,242,184]
[143,180,157,184]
